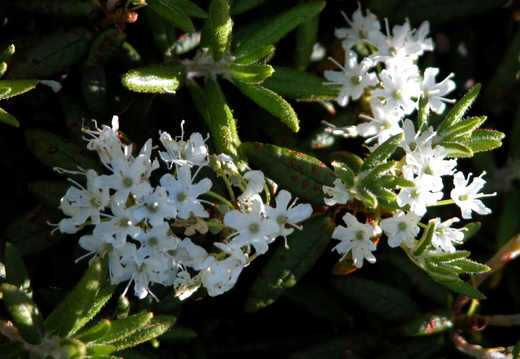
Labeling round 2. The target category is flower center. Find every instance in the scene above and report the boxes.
[123,177,133,188]
[249,223,259,233]
[351,75,362,85]
[459,194,469,201]
[356,230,365,240]
[398,222,408,230]
[393,88,403,99]
[177,192,187,202]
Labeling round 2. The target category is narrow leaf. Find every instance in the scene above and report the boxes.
[13,0,97,17]
[83,28,127,71]
[24,129,103,176]
[234,81,299,132]
[172,0,207,18]
[327,151,363,174]
[234,45,274,65]
[205,77,241,159]
[244,214,333,312]
[208,0,233,61]
[0,107,19,127]
[75,320,112,343]
[122,62,186,93]
[45,259,106,338]
[464,129,504,153]
[93,312,154,344]
[413,221,435,256]
[449,258,490,273]
[0,43,15,63]
[440,116,487,142]
[109,315,177,351]
[230,64,274,84]
[1,283,45,344]
[230,0,267,15]
[331,161,355,188]
[359,133,403,172]
[147,0,196,33]
[86,344,116,356]
[241,142,336,205]
[4,242,31,295]
[7,28,91,79]
[0,79,38,100]
[28,181,70,211]
[263,66,340,100]
[437,84,481,135]
[233,2,325,58]
[435,278,486,300]
[331,276,420,322]
[438,141,473,157]
[295,10,319,70]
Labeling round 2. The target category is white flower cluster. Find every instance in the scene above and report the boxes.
[323,6,496,269]
[325,4,456,146]
[57,116,312,300]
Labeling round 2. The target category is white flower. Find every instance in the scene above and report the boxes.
[175,237,210,271]
[84,116,128,165]
[132,186,177,226]
[324,50,377,107]
[265,190,313,239]
[450,171,495,219]
[420,67,456,114]
[174,270,201,300]
[332,213,377,268]
[59,170,110,233]
[238,170,266,202]
[335,4,381,50]
[159,129,209,168]
[224,199,279,255]
[200,244,248,297]
[380,211,421,248]
[160,165,212,219]
[371,68,421,115]
[357,98,404,145]
[323,178,350,206]
[397,177,443,216]
[429,217,466,252]
[92,199,142,246]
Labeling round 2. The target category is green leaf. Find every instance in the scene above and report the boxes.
[76,320,112,343]
[81,67,108,119]
[462,222,481,242]
[241,142,336,205]
[397,309,453,336]
[263,66,340,100]
[83,29,127,71]
[464,129,505,153]
[428,250,471,262]
[204,77,241,159]
[438,141,473,157]
[328,151,363,174]
[0,43,15,63]
[93,312,154,344]
[57,338,87,359]
[4,242,31,295]
[234,45,274,65]
[1,283,45,344]
[437,84,481,135]
[28,181,70,211]
[86,344,117,356]
[423,260,459,283]
[449,258,490,273]
[435,278,486,300]
[208,0,233,62]
[159,326,198,341]
[230,0,267,15]
[413,221,435,256]
[356,185,378,208]
[147,0,196,33]
[244,214,334,312]
[0,107,18,127]
[0,79,38,100]
[172,0,208,18]
[230,64,274,84]
[233,81,299,132]
[122,61,186,93]
[45,259,107,338]
[440,116,487,142]
[7,28,91,79]
[331,161,355,188]
[233,2,325,58]
[359,133,403,172]
[24,129,103,177]
[109,315,177,351]
[331,276,420,322]
[361,161,396,184]
[295,9,319,70]
[3,204,67,255]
